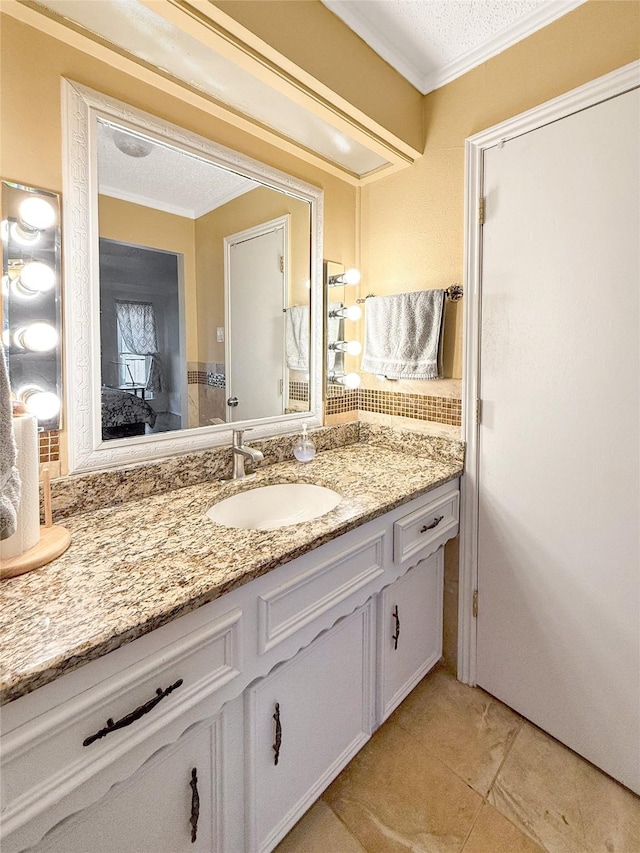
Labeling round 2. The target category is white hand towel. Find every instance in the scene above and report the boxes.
[361,289,445,380]
[0,346,21,541]
[285,305,310,371]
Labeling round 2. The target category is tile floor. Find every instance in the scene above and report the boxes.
[275,665,640,853]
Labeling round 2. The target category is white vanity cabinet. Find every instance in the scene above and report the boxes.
[28,720,218,853]
[245,602,374,853]
[378,550,444,722]
[1,479,459,853]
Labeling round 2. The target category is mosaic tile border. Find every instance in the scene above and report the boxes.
[38,430,60,463]
[325,388,462,426]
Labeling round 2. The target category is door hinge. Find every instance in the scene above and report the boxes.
[478,197,485,226]
[476,399,482,426]
[279,255,284,274]
[472,589,479,619]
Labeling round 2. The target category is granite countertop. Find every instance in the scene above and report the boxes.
[0,436,462,705]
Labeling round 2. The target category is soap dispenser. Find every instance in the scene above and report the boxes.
[293,423,316,462]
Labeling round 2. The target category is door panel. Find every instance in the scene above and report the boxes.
[227,225,285,421]
[477,88,640,793]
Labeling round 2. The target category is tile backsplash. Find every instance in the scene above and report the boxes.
[325,387,462,427]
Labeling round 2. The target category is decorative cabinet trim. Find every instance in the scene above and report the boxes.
[257,532,384,654]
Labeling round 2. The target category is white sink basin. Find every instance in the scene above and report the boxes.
[206,483,341,530]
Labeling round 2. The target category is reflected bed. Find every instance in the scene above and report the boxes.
[101,386,156,439]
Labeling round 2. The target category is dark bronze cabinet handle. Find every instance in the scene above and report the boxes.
[190,767,200,844]
[273,702,282,766]
[82,679,183,747]
[392,606,400,650]
[420,515,444,533]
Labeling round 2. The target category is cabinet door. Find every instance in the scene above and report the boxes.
[30,721,217,853]
[245,602,374,853]
[378,549,443,723]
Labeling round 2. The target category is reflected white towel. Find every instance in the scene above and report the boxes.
[0,346,20,540]
[361,290,445,380]
[285,305,310,371]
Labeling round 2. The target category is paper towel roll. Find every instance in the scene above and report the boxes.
[0,414,40,559]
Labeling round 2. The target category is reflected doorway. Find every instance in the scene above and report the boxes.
[99,239,186,439]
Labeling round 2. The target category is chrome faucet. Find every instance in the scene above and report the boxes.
[231,429,264,479]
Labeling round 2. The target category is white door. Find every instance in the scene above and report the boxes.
[225,220,287,422]
[476,88,640,793]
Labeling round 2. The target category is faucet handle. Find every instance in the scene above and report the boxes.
[232,428,253,446]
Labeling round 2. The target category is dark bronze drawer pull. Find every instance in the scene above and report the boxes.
[82,678,184,747]
[420,515,444,533]
[273,702,282,766]
[190,767,200,844]
[392,605,400,650]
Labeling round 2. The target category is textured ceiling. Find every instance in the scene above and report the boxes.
[322,0,586,93]
[97,120,256,218]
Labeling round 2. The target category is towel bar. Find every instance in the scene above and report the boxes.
[356,284,463,304]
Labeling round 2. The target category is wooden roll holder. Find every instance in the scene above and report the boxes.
[0,468,71,580]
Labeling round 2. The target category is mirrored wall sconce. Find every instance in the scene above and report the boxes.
[328,304,362,322]
[2,181,62,431]
[328,340,362,356]
[324,260,363,395]
[327,371,361,389]
[327,267,361,287]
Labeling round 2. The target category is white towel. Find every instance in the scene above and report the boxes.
[285,305,310,371]
[0,346,21,541]
[360,289,445,380]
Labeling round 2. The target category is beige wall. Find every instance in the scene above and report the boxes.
[360,0,640,384]
[98,196,199,361]
[195,186,311,365]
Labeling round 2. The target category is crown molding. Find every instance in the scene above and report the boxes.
[320,0,426,93]
[324,0,586,96]
[421,0,587,95]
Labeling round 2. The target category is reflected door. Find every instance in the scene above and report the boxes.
[225,219,287,422]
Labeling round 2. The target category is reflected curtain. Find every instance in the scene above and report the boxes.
[115,300,165,392]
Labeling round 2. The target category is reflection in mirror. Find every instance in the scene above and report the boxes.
[63,80,323,473]
[96,120,312,441]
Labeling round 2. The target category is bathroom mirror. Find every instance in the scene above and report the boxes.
[62,80,323,473]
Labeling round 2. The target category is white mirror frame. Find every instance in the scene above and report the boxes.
[61,79,323,473]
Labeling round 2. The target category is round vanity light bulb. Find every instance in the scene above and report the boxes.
[343,305,362,322]
[14,323,59,352]
[10,221,40,247]
[343,372,361,389]
[19,197,56,230]
[20,261,55,294]
[19,386,61,420]
[344,340,362,356]
[343,268,361,286]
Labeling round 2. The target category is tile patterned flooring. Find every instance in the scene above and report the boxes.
[275,666,640,853]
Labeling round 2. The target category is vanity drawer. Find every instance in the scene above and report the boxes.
[1,608,242,838]
[393,489,459,565]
